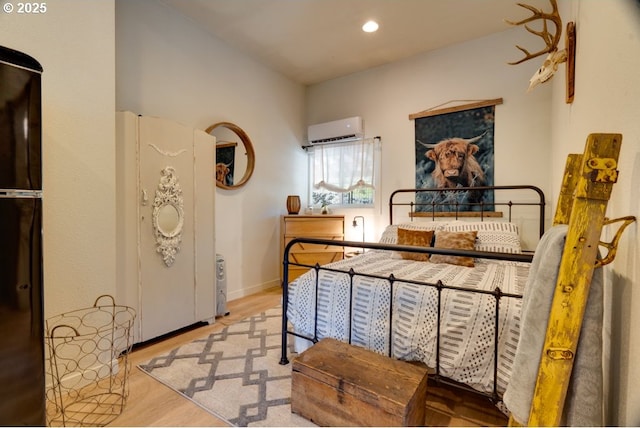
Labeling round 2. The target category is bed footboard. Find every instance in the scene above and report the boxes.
[280,239,532,403]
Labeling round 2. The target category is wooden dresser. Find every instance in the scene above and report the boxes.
[280,215,345,283]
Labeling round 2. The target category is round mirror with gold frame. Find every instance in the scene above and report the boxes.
[206,122,255,189]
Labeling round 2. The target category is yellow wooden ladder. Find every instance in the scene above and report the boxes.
[510,133,635,426]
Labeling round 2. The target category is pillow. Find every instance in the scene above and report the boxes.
[443,221,522,254]
[378,225,399,244]
[378,222,445,245]
[395,228,434,261]
[429,230,478,267]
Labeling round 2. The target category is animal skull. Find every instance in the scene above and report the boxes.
[528,49,568,92]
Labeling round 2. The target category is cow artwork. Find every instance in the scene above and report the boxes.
[418,134,488,210]
[424,135,486,189]
[414,104,495,213]
[215,142,236,186]
[215,161,233,186]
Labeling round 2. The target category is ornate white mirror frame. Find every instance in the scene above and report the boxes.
[152,167,184,267]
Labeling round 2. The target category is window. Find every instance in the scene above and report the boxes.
[309,137,380,208]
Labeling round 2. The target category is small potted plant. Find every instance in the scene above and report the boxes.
[313,193,336,214]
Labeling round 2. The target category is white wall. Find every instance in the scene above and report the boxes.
[550,1,640,425]
[306,27,553,247]
[115,0,307,300]
[0,1,116,318]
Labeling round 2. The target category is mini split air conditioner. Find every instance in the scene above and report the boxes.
[307,116,364,145]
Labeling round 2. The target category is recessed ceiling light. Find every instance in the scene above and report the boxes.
[362,20,379,33]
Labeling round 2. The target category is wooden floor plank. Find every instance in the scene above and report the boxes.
[108,286,506,427]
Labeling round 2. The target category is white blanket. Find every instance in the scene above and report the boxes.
[287,250,530,394]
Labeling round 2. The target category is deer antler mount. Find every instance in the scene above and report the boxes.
[506,0,576,101]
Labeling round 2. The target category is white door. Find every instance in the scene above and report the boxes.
[138,116,196,341]
[193,129,216,322]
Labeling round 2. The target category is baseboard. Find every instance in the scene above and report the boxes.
[227,279,280,301]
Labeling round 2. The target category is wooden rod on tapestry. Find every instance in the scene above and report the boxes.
[408,98,504,121]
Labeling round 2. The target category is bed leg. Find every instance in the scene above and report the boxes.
[280,271,290,365]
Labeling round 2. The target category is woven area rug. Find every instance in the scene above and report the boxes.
[138,306,314,427]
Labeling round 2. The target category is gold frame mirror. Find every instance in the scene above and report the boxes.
[206,121,256,189]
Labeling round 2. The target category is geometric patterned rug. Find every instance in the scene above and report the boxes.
[138,306,314,427]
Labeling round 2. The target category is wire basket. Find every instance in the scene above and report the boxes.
[45,295,136,427]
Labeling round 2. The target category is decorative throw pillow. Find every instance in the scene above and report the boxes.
[396,228,434,261]
[429,230,478,267]
[378,222,445,245]
[443,221,522,254]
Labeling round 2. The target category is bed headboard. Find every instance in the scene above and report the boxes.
[389,185,546,239]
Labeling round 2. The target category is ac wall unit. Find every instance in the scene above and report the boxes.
[307,116,364,145]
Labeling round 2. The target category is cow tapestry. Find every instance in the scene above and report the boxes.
[415,105,495,213]
[215,143,236,186]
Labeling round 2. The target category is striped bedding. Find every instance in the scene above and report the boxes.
[286,249,530,394]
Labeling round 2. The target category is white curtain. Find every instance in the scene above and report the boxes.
[312,138,377,193]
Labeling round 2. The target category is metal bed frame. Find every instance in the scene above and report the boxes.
[280,185,546,403]
[389,185,546,238]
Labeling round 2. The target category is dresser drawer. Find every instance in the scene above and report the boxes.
[280,215,345,283]
[283,216,344,236]
[288,250,344,267]
[288,266,312,283]
[284,237,344,253]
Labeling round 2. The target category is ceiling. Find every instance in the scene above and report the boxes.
[162,0,539,86]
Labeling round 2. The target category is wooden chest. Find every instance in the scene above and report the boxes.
[291,338,428,427]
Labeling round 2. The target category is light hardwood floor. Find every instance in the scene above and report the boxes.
[109,286,507,427]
